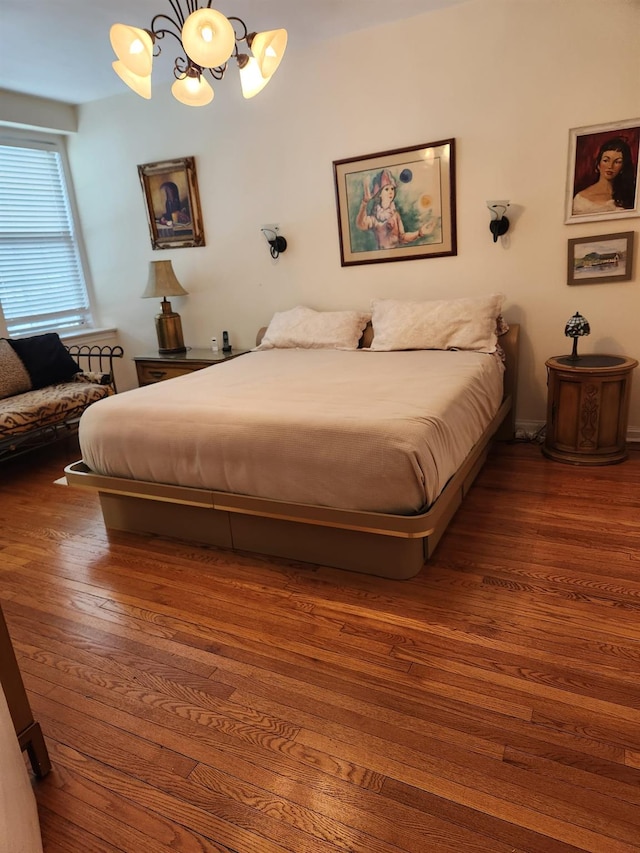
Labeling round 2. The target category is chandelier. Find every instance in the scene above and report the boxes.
[110,1,288,107]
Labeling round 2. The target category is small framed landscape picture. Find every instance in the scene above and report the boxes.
[567,231,634,285]
[138,156,205,250]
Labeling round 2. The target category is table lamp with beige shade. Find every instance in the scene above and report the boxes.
[142,260,188,353]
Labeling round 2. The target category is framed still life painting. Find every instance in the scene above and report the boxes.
[565,118,640,224]
[333,139,457,266]
[138,156,206,250]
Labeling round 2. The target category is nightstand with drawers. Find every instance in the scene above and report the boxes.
[134,348,249,386]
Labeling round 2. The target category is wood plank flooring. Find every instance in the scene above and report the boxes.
[1,438,639,853]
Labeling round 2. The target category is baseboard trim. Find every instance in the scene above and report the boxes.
[627,426,640,446]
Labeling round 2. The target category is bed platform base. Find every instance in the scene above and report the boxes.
[64,397,509,580]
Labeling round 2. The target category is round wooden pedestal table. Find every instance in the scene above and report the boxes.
[542,354,638,465]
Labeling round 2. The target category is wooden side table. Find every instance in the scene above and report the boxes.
[543,354,638,465]
[0,602,51,777]
[134,347,249,386]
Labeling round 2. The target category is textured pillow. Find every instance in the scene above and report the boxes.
[255,305,370,350]
[0,339,32,399]
[369,294,505,353]
[6,333,80,390]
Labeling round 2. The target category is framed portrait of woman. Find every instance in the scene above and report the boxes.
[565,118,640,224]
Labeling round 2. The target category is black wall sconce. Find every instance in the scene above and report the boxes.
[261,224,287,258]
[487,200,510,243]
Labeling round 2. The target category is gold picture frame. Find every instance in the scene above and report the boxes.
[138,156,205,250]
[333,139,457,266]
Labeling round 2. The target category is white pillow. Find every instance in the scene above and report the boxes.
[255,305,370,350]
[369,294,505,353]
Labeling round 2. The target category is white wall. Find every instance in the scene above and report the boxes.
[63,0,639,429]
[0,89,77,134]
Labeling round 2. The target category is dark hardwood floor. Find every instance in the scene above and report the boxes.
[1,438,639,853]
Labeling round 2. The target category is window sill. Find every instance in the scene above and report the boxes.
[60,327,118,343]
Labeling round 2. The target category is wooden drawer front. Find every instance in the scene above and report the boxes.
[136,362,206,385]
[552,375,627,453]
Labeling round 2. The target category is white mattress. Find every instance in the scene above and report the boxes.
[79,349,504,514]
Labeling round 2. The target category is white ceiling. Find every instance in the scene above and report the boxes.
[0,0,467,105]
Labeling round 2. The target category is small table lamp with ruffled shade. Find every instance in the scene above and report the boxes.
[564,311,590,361]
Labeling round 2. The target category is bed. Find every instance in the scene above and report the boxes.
[64,296,519,579]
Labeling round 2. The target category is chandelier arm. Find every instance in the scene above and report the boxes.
[174,56,203,79]
[226,16,249,42]
[150,13,185,44]
[206,64,227,81]
[165,0,187,28]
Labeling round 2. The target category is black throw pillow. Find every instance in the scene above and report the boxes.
[6,333,80,390]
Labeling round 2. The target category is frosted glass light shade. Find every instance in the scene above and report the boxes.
[239,57,270,99]
[110,24,154,77]
[181,8,236,68]
[249,29,287,79]
[171,72,214,107]
[142,261,188,299]
[112,61,151,99]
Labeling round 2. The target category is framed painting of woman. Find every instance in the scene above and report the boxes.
[565,118,640,224]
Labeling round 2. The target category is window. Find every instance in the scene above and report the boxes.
[0,133,94,337]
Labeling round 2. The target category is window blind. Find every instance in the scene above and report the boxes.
[0,138,92,336]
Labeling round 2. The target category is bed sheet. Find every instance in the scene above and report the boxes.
[79,348,504,514]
